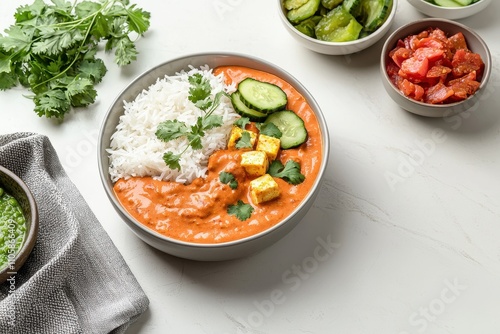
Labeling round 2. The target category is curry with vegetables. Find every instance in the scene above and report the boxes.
[113,66,322,243]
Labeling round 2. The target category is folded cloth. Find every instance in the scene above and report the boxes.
[0,133,149,334]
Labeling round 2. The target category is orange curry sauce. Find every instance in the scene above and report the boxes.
[113,66,322,243]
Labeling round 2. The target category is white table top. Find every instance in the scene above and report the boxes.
[1,0,499,333]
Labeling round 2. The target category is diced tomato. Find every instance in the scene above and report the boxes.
[398,78,415,97]
[426,65,452,79]
[401,57,429,81]
[449,71,477,84]
[447,71,480,101]
[416,37,445,50]
[386,62,400,83]
[425,83,455,104]
[414,84,425,101]
[403,34,420,51]
[416,30,430,40]
[413,47,445,62]
[447,32,468,52]
[390,47,412,67]
[429,28,448,44]
[452,49,484,78]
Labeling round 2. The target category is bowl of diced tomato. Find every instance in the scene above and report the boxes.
[381,18,491,118]
[407,0,492,20]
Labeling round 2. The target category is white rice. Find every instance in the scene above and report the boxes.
[107,65,239,184]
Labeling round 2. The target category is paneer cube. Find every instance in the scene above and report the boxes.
[241,151,269,177]
[249,174,280,204]
[227,126,257,150]
[256,134,281,161]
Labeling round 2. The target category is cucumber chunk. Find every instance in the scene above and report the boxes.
[230,91,268,121]
[238,78,288,113]
[360,0,392,32]
[343,0,362,13]
[315,6,363,42]
[264,111,308,149]
[433,0,462,6]
[294,15,322,38]
[284,0,309,10]
[321,0,343,10]
[286,0,321,24]
[453,0,473,5]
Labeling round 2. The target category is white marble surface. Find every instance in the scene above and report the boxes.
[1,0,499,333]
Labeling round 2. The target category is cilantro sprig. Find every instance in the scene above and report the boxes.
[257,122,282,138]
[0,0,150,119]
[268,160,305,185]
[219,171,238,190]
[155,73,227,170]
[227,200,254,221]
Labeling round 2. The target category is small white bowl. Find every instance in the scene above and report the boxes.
[277,0,398,55]
[407,0,492,20]
[380,18,491,117]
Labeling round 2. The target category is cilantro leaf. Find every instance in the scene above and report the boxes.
[227,200,254,221]
[114,36,138,66]
[162,152,182,171]
[0,72,17,90]
[33,89,71,119]
[188,73,211,105]
[268,160,305,185]
[234,117,250,129]
[258,122,282,138]
[235,131,253,149]
[0,26,31,53]
[187,133,203,150]
[78,59,107,84]
[219,171,238,190]
[156,120,189,143]
[126,4,151,34]
[202,114,223,131]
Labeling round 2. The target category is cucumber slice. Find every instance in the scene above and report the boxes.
[286,0,321,24]
[361,0,392,33]
[434,0,462,6]
[264,111,307,149]
[230,91,268,121]
[315,6,363,42]
[238,78,288,113]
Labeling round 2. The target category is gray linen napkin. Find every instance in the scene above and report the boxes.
[0,132,149,334]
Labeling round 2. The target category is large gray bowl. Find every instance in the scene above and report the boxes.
[98,52,330,261]
[380,18,491,118]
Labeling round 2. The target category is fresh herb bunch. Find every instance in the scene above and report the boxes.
[156,73,227,170]
[0,0,150,119]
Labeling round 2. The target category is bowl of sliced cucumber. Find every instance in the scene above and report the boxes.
[278,0,397,55]
[406,0,491,20]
